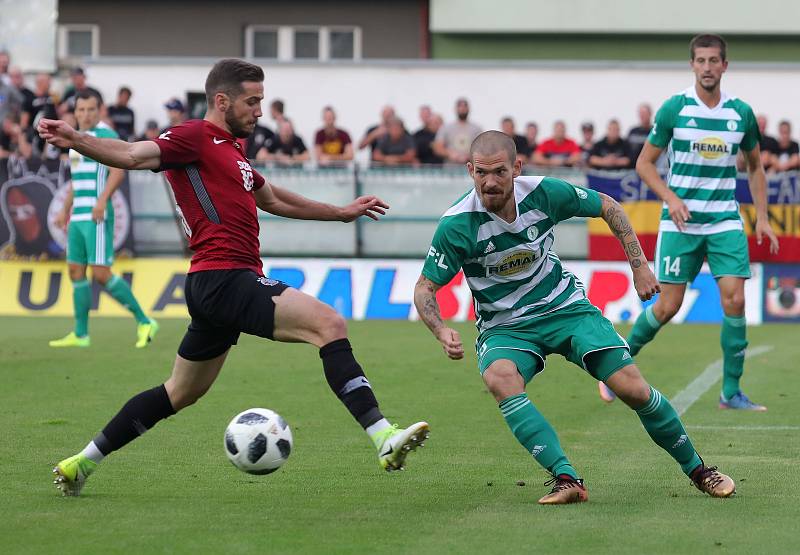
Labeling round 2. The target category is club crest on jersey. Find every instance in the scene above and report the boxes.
[526,226,539,241]
[237,160,254,191]
[486,249,537,277]
[691,137,730,160]
[727,120,738,131]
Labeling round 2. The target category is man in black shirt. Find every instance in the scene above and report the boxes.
[627,103,653,162]
[414,113,444,165]
[266,120,309,166]
[501,116,529,163]
[60,68,102,114]
[246,119,275,160]
[774,120,800,172]
[588,119,632,170]
[756,114,779,171]
[9,67,34,123]
[107,87,136,142]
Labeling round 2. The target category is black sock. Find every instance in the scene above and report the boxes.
[93,384,176,455]
[320,338,383,429]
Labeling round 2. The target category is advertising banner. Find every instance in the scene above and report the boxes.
[0,258,766,324]
[586,171,799,263]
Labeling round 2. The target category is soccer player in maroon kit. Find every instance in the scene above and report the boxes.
[38,59,429,496]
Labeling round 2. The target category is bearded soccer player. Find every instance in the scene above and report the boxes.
[39,59,429,496]
[49,90,157,349]
[414,130,734,504]
[605,34,779,410]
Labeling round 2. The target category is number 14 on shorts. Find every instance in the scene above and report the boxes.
[663,256,681,277]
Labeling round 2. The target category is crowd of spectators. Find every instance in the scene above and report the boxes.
[1,53,799,175]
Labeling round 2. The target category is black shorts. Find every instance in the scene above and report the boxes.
[178,269,290,361]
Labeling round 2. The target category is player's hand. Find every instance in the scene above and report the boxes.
[54,210,68,231]
[633,266,661,301]
[340,195,389,222]
[92,202,106,222]
[756,217,780,255]
[37,118,78,149]
[435,327,464,360]
[666,194,690,231]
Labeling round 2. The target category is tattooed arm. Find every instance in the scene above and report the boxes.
[599,193,661,301]
[414,275,465,359]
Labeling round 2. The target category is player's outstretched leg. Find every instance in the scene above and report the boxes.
[50,265,91,347]
[53,352,226,496]
[273,289,428,472]
[605,363,735,498]
[95,267,158,348]
[483,360,587,505]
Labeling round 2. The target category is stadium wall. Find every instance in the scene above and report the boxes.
[2,258,784,325]
[81,59,800,162]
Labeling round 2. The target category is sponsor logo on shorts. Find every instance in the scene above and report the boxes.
[691,137,731,160]
[256,276,280,286]
[486,250,538,277]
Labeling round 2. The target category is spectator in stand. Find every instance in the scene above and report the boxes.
[246,118,275,161]
[161,98,186,134]
[588,119,633,170]
[757,115,779,171]
[270,99,286,128]
[0,114,32,160]
[9,67,33,123]
[773,120,800,172]
[136,119,160,142]
[314,106,353,167]
[359,105,395,153]
[523,122,539,160]
[266,120,309,166]
[22,73,56,129]
[500,116,529,163]
[0,50,10,85]
[60,67,102,114]
[0,70,23,125]
[627,103,653,162]
[414,113,444,165]
[533,120,582,167]
[418,105,432,130]
[433,97,482,164]
[373,116,416,166]
[107,86,135,142]
[579,121,595,165]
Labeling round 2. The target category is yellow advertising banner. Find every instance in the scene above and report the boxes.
[0,259,192,318]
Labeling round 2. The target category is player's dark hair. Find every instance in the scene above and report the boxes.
[75,89,103,107]
[690,34,727,61]
[205,58,264,105]
[470,130,516,164]
[779,120,791,129]
[271,99,284,114]
[118,86,132,96]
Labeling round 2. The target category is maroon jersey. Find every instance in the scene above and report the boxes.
[152,120,266,274]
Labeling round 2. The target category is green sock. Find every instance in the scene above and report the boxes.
[105,275,149,324]
[627,305,662,356]
[73,279,90,337]
[721,315,747,400]
[635,386,702,476]
[499,393,578,479]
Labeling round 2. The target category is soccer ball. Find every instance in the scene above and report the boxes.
[224,408,293,475]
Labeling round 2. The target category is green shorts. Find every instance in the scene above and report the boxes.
[475,299,633,383]
[67,219,114,266]
[655,229,750,283]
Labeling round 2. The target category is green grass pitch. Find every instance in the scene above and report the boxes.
[2,316,798,554]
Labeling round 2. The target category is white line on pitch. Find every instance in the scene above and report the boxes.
[686,425,800,431]
[670,345,774,416]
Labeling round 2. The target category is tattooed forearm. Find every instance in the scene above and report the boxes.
[414,275,444,334]
[600,193,647,270]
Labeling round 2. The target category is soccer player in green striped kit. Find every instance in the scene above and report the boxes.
[50,90,158,349]
[414,130,734,504]
[611,34,780,410]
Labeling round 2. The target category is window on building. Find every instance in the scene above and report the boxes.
[58,25,99,59]
[245,26,361,61]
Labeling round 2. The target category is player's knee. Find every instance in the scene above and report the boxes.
[657,298,682,322]
[607,365,650,407]
[316,307,347,345]
[68,267,86,282]
[721,292,745,315]
[483,362,524,401]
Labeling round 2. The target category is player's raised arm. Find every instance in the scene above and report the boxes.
[598,192,660,301]
[38,117,161,170]
[742,145,780,254]
[413,275,464,360]
[254,181,388,222]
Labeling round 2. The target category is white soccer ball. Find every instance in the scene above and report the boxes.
[224,408,293,474]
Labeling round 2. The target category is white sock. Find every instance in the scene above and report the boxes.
[81,441,106,464]
[366,419,391,443]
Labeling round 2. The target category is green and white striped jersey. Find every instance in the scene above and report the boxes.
[68,124,119,222]
[649,86,759,235]
[422,176,602,333]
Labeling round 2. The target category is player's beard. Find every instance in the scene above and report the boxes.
[479,186,513,213]
[225,110,254,138]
